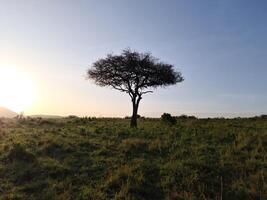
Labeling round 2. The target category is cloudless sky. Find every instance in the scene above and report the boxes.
[0,0,267,117]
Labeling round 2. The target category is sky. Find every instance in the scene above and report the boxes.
[0,0,267,117]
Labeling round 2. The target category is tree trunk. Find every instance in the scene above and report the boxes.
[130,102,138,127]
[130,96,141,128]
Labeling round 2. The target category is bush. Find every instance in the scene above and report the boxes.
[177,114,197,119]
[7,143,36,163]
[259,114,267,119]
[161,113,177,125]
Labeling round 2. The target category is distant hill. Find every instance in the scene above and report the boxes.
[0,107,17,118]
[29,115,63,119]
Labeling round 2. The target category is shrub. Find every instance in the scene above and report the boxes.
[161,113,177,125]
[7,143,36,163]
[177,114,197,119]
[259,114,267,119]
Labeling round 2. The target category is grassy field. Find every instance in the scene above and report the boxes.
[0,117,266,200]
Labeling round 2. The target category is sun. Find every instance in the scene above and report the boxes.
[0,66,35,113]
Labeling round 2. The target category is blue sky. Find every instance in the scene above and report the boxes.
[0,0,266,117]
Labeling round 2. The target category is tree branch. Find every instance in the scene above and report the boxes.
[111,85,128,92]
[140,90,153,95]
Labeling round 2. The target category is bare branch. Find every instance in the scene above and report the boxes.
[111,85,128,92]
[140,90,153,95]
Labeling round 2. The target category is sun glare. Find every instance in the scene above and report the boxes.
[0,66,35,113]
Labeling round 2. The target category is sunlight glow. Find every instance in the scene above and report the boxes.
[0,66,35,113]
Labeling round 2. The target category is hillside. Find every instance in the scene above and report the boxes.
[0,107,17,118]
[0,117,266,199]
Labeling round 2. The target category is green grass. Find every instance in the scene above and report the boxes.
[0,117,266,200]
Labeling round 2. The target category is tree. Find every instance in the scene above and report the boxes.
[87,49,184,127]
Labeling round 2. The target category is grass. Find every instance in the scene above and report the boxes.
[0,117,266,199]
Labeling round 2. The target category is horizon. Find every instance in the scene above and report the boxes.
[1,106,266,119]
[1,0,267,117]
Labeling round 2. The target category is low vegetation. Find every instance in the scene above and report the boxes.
[0,117,266,199]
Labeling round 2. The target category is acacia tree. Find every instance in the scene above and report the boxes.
[87,49,184,127]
